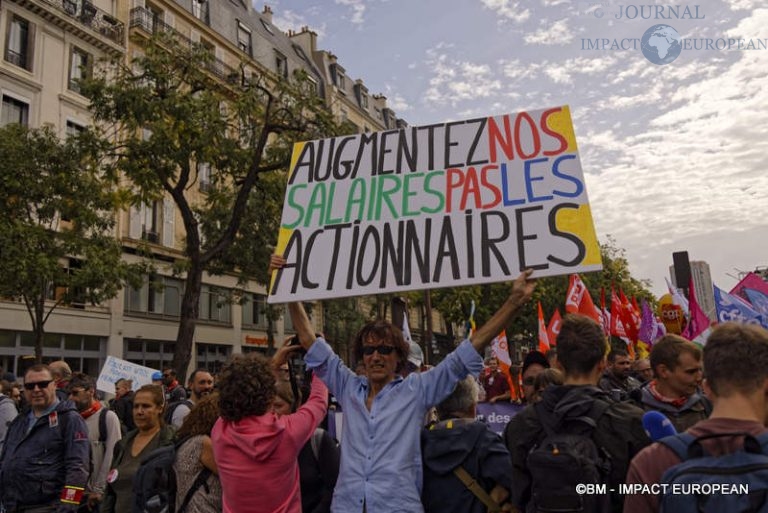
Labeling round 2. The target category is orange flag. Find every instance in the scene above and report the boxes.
[538,302,551,354]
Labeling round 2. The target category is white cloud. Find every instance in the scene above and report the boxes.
[384,85,412,112]
[480,0,531,23]
[524,19,573,45]
[423,45,502,106]
[335,0,367,24]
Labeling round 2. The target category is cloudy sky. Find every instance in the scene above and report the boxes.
[257,0,767,296]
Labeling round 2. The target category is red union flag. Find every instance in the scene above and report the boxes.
[547,309,562,346]
[565,274,602,324]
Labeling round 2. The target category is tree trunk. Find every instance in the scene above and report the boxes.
[34,294,45,363]
[173,261,203,383]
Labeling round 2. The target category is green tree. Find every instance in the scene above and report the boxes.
[84,33,340,379]
[0,124,144,362]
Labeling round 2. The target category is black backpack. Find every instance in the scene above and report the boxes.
[164,400,193,425]
[132,436,211,513]
[527,397,612,513]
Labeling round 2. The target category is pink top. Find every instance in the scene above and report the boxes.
[212,376,328,513]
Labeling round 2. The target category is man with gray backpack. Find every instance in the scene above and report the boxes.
[625,322,768,513]
[504,314,650,513]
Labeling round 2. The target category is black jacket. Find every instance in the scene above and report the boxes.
[504,385,650,513]
[0,400,90,511]
[422,419,511,513]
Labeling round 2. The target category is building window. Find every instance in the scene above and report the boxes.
[275,52,288,79]
[68,47,92,93]
[361,94,369,109]
[141,201,161,242]
[198,162,212,192]
[124,338,176,371]
[125,275,183,318]
[199,285,231,324]
[192,0,210,24]
[242,293,269,329]
[66,120,85,136]
[1,95,29,127]
[236,22,252,56]
[5,15,34,71]
[196,342,231,374]
[336,72,346,90]
[147,3,164,34]
[260,18,274,35]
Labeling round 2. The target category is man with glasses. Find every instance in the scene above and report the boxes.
[68,373,122,513]
[277,255,536,513]
[0,364,89,513]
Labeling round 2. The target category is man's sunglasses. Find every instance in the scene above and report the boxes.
[24,380,53,390]
[362,345,396,356]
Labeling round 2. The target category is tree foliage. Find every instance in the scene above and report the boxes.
[0,124,144,362]
[83,33,342,379]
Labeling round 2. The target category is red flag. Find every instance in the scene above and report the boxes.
[619,289,640,343]
[538,302,551,354]
[491,330,519,401]
[547,309,562,346]
[610,287,628,339]
[565,275,602,324]
[600,287,611,336]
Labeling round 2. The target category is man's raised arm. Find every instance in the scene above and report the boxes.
[471,269,536,353]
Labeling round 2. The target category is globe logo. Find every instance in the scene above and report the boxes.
[641,24,682,65]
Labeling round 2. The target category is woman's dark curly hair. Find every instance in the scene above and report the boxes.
[176,392,220,439]
[353,320,409,371]
[217,353,276,421]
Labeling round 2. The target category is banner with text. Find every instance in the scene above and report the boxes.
[269,106,602,302]
[96,356,159,395]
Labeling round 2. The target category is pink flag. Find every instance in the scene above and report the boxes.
[683,276,710,341]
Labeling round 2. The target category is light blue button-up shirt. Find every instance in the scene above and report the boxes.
[306,337,483,513]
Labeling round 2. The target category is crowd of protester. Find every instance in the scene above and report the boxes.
[1,263,767,513]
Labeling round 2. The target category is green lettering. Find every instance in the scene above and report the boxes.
[283,184,307,229]
[345,178,367,222]
[303,183,327,228]
[422,170,445,214]
[323,182,343,225]
[401,173,422,217]
[375,175,402,220]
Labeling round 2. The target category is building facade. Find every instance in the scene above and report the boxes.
[669,260,716,322]
[0,0,411,379]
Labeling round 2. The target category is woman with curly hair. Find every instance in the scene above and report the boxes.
[173,392,222,513]
[212,347,328,513]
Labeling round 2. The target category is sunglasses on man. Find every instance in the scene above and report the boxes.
[362,345,396,356]
[24,380,53,391]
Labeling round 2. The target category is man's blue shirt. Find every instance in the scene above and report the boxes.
[305,337,483,513]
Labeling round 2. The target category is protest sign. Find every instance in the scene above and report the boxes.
[269,106,602,302]
[96,356,158,394]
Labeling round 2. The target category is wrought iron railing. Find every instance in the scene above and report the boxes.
[38,0,124,45]
[129,7,238,83]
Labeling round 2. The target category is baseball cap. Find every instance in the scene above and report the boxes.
[522,351,550,376]
[407,341,424,367]
[151,371,163,381]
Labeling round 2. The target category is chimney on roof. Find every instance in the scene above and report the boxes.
[262,5,273,23]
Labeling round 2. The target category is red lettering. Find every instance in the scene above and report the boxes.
[445,168,465,213]
[487,115,513,162]
[460,167,482,211]
[514,112,541,159]
[540,107,568,156]
[480,164,502,208]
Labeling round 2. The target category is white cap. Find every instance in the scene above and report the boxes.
[407,341,424,367]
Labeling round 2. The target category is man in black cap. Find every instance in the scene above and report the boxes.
[521,351,550,403]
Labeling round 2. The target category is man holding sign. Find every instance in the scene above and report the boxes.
[273,255,535,513]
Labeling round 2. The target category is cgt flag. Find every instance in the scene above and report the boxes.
[547,309,562,346]
[565,274,602,325]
